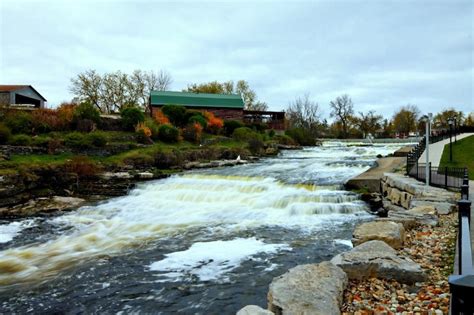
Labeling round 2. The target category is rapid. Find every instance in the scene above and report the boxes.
[0,141,407,314]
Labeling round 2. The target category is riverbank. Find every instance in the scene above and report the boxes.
[239,172,459,314]
[0,139,296,218]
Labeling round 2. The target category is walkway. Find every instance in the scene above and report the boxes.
[418,133,474,166]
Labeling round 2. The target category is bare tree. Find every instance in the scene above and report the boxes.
[156,70,172,91]
[70,69,103,111]
[356,110,383,138]
[286,94,321,131]
[70,69,173,113]
[329,94,354,138]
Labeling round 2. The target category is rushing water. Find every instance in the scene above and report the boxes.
[0,142,407,314]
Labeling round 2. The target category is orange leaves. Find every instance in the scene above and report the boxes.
[153,109,170,125]
[135,122,152,138]
[203,111,223,133]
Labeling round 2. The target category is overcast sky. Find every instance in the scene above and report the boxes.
[0,0,472,118]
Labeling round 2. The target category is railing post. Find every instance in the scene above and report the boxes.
[429,162,432,185]
[445,166,448,189]
[459,199,472,227]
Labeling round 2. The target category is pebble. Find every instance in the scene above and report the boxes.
[341,213,456,313]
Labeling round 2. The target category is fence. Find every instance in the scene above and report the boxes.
[405,131,473,313]
[407,163,466,190]
[448,173,473,314]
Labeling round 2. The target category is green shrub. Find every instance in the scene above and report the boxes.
[285,128,317,146]
[123,152,154,167]
[274,134,297,146]
[232,127,262,142]
[248,139,264,155]
[73,102,101,124]
[182,123,203,143]
[268,129,276,138]
[158,124,180,143]
[248,122,267,132]
[144,118,160,140]
[64,132,88,149]
[184,110,205,123]
[161,105,186,126]
[87,132,107,147]
[121,107,145,131]
[9,134,32,146]
[0,123,11,144]
[5,111,33,134]
[31,135,51,147]
[188,115,208,128]
[224,120,244,136]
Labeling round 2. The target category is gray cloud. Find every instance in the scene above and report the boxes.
[0,0,472,119]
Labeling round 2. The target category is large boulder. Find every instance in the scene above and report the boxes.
[376,211,438,229]
[352,221,405,249]
[236,305,274,315]
[410,198,455,215]
[267,261,347,315]
[331,240,426,284]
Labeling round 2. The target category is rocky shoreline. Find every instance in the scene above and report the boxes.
[237,172,458,315]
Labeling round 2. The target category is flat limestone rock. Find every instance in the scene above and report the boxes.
[331,240,426,284]
[410,199,455,215]
[352,221,405,249]
[236,305,274,315]
[267,261,347,315]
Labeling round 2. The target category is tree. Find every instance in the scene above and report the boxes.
[464,112,474,127]
[286,94,321,131]
[70,69,172,113]
[432,108,465,129]
[392,104,420,136]
[70,70,103,111]
[183,80,268,111]
[329,94,354,138]
[355,110,383,138]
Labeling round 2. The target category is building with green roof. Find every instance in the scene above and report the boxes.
[149,91,245,120]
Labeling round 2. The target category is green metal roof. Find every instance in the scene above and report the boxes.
[150,91,244,109]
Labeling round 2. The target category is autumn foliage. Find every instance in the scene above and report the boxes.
[203,111,223,134]
[153,109,170,125]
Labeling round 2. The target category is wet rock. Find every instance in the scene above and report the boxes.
[352,221,405,249]
[0,196,86,218]
[268,261,347,315]
[100,172,133,180]
[331,240,426,284]
[360,192,383,212]
[136,172,154,179]
[236,305,274,315]
[276,144,302,150]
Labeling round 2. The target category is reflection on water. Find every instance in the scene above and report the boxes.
[0,141,408,314]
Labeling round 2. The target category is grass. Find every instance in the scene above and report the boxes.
[439,135,474,180]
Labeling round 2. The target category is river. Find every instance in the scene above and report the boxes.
[0,141,407,314]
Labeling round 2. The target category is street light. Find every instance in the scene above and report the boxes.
[448,118,453,162]
[454,117,457,143]
[421,113,432,186]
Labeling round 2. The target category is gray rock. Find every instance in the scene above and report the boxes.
[410,199,455,215]
[136,172,154,179]
[236,305,274,315]
[352,221,405,249]
[100,172,133,179]
[267,261,347,315]
[331,240,426,284]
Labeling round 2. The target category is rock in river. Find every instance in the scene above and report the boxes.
[267,261,347,315]
[236,305,274,315]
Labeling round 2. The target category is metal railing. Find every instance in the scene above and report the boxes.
[407,163,466,190]
[449,172,473,314]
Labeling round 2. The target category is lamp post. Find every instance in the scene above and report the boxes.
[454,117,457,143]
[421,114,432,186]
[448,118,453,162]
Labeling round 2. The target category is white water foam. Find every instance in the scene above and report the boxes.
[0,220,35,243]
[149,238,291,282]
[334,239,353,248]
